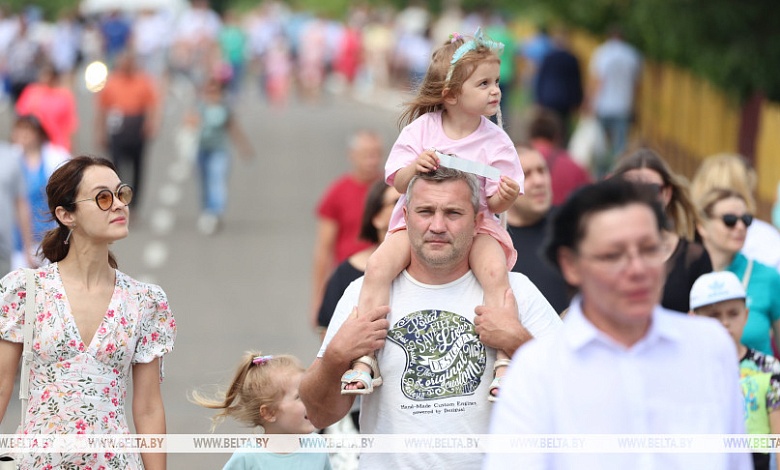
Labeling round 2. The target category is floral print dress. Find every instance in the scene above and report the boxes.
[0,263,176,469]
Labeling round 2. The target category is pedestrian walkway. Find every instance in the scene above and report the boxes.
[115,86,401,469]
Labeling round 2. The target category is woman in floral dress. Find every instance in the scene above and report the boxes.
[0,156,176,469]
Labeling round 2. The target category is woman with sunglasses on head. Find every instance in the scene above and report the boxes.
[610,148,712,313]
[0,156,176,469]
[696,187,780,357]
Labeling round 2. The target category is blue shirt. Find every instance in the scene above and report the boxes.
[223,436,332,470]
[100,16,131,57]
[14,160,53,250]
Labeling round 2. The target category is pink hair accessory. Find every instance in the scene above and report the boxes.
[252,355,273,366]
[449,32,463,43]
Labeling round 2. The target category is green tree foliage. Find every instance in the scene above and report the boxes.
[537,0,779,101]
[3,0,79,19]
[229,0,359,17]
[12,0,776,101]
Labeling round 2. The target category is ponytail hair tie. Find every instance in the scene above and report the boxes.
[252,355,273,366]
[449,32,463,43]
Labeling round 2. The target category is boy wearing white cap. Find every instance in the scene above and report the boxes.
[690,271,780,470]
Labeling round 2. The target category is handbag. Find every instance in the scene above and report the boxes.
[0,269,36,470]
[568,116,608,172]
[0,455,16,470]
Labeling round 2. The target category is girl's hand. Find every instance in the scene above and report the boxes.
[415,150,440,173]
[497,176,520,203]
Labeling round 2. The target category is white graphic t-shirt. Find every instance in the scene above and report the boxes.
[319,270,561,469]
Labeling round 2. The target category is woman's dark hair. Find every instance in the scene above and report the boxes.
[544,178,666,271]
[15,114,49,142]
[358,180,393,244]
[611,148,698,240]
[38,59,59,85]
[528,107,563,145]
[39,156,119,268]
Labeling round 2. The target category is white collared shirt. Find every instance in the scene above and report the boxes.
[484,297,751,470]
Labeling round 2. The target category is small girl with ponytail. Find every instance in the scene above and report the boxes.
[191,351,332,469]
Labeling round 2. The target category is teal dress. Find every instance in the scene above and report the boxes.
[727,252,780,355]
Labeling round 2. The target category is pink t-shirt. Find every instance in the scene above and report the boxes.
[385,110,524,231]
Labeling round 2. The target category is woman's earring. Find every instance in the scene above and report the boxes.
[64,225,75,245]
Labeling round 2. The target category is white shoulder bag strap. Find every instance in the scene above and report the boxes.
[742,259,754,290]
[20,268,36,427]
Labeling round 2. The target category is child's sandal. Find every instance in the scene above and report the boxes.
[340,355,383,396]
[488,358,512,403]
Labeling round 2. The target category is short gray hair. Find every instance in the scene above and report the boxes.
[406,167,480,214]
[348,129,382,151]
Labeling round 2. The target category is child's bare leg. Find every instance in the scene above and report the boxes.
[469,234,512,399]
[492,350,511,394]
[470,234,511,309]
[342,231,411,392]
[358,230,410,313]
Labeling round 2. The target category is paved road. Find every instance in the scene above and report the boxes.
[1,76,405,469]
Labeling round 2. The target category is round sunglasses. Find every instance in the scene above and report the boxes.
[74,184,133,211]
[720,213,753,228]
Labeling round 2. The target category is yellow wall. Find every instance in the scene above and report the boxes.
[564,27,777,216]
[756,103,780,205]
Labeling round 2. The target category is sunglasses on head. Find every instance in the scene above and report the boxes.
[720,213,753,228]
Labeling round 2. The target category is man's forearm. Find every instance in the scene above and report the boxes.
[300,357,355,429]
[502,323,534,357]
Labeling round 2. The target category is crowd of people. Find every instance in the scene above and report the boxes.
[305,17,780,470]
[0,2,518,107]
[0,1,779,470]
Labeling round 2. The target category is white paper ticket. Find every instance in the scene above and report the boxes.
[435,151,501,180]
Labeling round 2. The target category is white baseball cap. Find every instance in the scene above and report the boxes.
[689,271,746,310]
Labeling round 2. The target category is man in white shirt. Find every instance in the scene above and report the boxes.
[301,167,562,469]
[587,27,641,176]
[485,179,751,470]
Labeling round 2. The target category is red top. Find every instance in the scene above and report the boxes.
[316,175,375,263]
[533,140,592,206]
[334,28,362,83]
[16,84,78,151]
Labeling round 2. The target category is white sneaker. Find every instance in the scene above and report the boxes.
[197,213,220,235]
